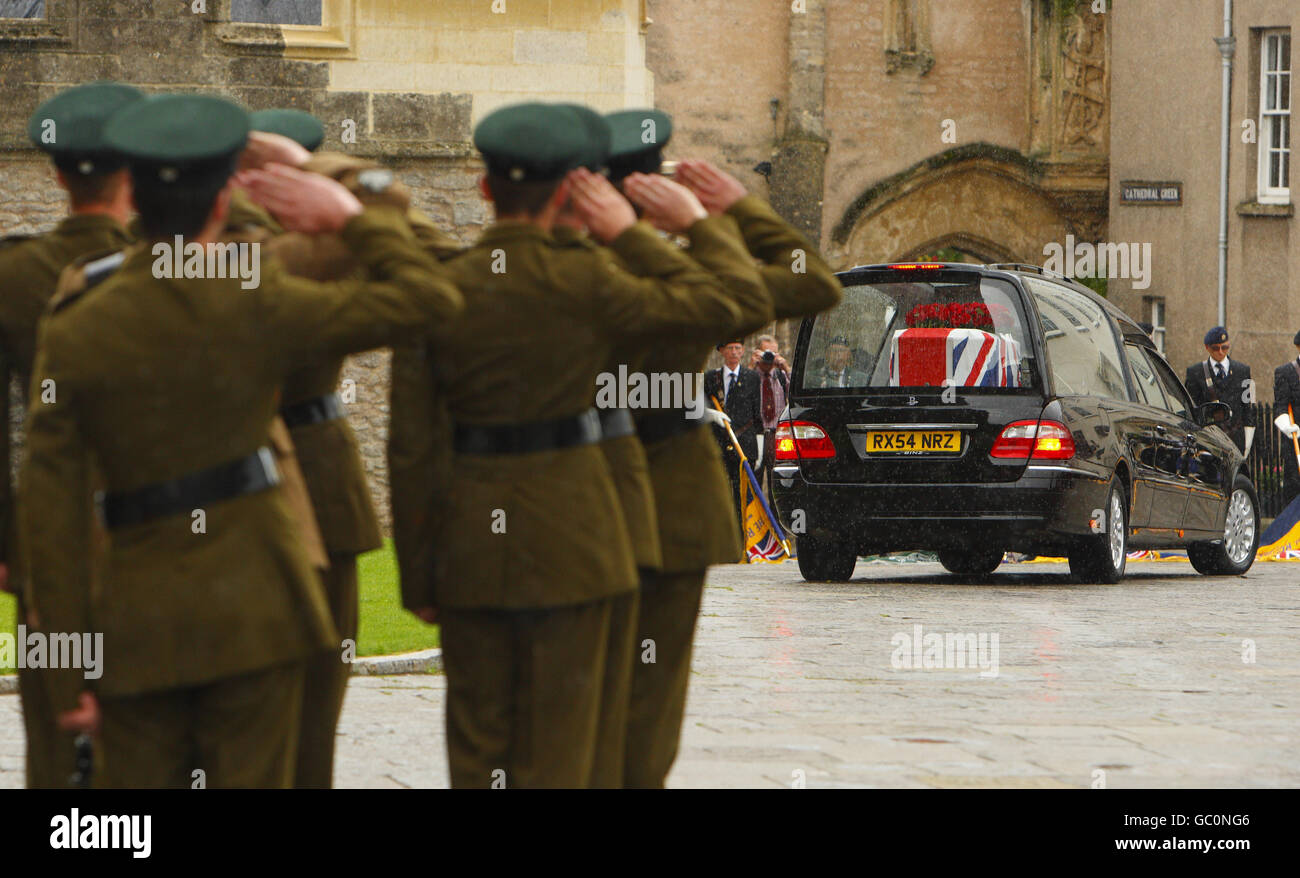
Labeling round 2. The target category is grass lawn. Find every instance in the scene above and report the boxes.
[1,540,437,674]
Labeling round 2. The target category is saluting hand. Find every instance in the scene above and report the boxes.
[622,173,707,235]
[238,131,312,172]
[235,164,363,234]
[675,160,747,214]
[567,168,636,243]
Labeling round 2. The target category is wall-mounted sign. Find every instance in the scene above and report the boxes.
[1120,180,1183,206]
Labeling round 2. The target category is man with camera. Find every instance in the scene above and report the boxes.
[752,335,789,497]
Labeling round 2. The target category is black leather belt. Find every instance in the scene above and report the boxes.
[636,409,704,445]
[453,408,602,456]
[100,447,281,530]
[598,408,636,441]
[280,393,343,429]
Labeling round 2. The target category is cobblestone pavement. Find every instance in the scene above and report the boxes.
[2,559,1297,788]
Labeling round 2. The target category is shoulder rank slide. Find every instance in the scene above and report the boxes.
[51,249,126,313]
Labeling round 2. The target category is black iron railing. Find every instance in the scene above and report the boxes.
[1245,403,1297,519]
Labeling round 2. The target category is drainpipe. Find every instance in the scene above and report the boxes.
[1214,0,1235,327]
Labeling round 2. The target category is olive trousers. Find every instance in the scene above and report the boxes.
[623,569,707,789]
[294,553,359,789]
[98,661,305,789]
[15,595,78,788]
[440,592,636,789]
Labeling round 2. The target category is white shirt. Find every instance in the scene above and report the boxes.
[1207,357,1231,379]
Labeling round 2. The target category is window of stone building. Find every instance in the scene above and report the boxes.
[225,0,353,57]
[231,0,323,26]
[1258,29,1291,204]
[1144,297,1167,356]
[885,0,933,75]
[0,0,44,18]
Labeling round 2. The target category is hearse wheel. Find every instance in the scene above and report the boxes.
[1068,476,1127,584]
[937,547,1004,577]
[1189,474,1259,576]
[796,535,857,582]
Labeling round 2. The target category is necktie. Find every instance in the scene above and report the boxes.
[1214,363,1224,381]
[762,373,776,426]
[726,371,737,404]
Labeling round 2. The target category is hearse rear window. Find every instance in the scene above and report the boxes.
[798,275,1035,393]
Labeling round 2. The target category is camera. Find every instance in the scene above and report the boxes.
[761,350,776,363]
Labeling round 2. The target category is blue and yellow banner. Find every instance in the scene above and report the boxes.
[739,457,792,563]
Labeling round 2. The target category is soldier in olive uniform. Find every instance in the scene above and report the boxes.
[387,103,765,788]
[0,82,143,789]
[20,94,464,788]
[604,121,844,787]
[243,108,462,788]
[547,106,770,787]
[546,106,656,789]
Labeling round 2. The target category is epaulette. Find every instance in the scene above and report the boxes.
[49,249,126,314]
[83,250,126,289]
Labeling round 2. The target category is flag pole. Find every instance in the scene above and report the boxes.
[709,394,749,464]
[1291,404,1300,471]
[710,395,793,557]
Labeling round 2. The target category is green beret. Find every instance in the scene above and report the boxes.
[250,108,325,152]
[606,108,672,182]
[558,104,611,172]
[27,82,146,176]
[104,94,250,188]
[473,102,589,183]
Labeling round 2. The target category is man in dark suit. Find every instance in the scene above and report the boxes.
[1273,330,1300,505]
[1185,326,1255,455]
[705,340,763,547]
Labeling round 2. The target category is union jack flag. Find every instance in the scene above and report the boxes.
[889,328,1022,389]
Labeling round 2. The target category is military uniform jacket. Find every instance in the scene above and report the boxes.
[0,214,131,577]
[389,217,766,611]
[638,196,843,573]
[550,225,660,572]
[228,183,387,557]
[1184,358,1255,446]
[20,209,464,711]
[725,195,843,323]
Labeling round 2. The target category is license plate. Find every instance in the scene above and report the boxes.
[865,430,961,454]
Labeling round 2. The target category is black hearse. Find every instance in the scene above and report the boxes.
[773,263,1259,584]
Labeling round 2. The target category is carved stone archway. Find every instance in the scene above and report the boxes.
[827,144,1083,272]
